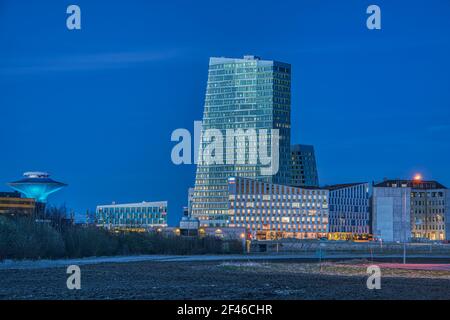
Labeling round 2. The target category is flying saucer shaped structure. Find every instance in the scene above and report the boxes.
[8,172,67,203]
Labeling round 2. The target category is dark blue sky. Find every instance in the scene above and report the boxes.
[1,0,449,225]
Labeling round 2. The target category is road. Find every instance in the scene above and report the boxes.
[1,253,450,270]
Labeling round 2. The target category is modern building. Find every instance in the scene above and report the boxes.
[326,183,371,240]
[187,187,195,216]
[179,188,200,236]
[96,201,168,231]
[0,191,36,215]
[291,144,319,187]
[372,178,449,242]
[447,195,450,242]
[199,226,248,241]
[179,215,200,236]
[8,172,66,203]
[409,180,448,241]
[372,183,411,243]
[192,55,292,227]
[227,177,329,240]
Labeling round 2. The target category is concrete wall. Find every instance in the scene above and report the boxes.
[372,187,411,242]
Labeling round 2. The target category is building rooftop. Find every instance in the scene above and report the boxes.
[9,172,67,186]
[0,191,22,198]
[228,176,326,190]
[373,179,447,189]
[209,56,291,68]
[97,201,168,208]
[324,183,368,191]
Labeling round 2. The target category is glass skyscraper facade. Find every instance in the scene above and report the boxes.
[291,144,319,188]
[192,55,291,227]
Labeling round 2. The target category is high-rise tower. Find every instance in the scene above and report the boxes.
[191,55,291,227]
[291,144,319,187]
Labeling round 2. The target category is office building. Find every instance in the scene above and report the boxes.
[96,201,168,231]
[199,226,247,241]
[192,55,292,227]
[227,177,329,240]
[291,144,319,187]
[0,191,36,215]
[447,194,450,241]
[187,187,194,216]
[373,178,449,242]
[409,180,448,241]
[372,182,411,242]
[326,183,371,240]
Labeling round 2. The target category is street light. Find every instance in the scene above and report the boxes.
[402,190,408,264]
[240,232,246,254]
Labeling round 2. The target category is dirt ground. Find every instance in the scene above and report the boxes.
[1,260,449,300]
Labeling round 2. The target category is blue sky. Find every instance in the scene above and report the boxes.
[1,0,449,225]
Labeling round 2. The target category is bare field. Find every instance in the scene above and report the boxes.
[1,260,449,300]
[220,260,450,279]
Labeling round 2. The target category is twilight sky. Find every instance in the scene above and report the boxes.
[1,0,449,225]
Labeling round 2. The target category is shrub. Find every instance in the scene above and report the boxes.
[0,215,243,261]
[0,216,65,260]
[61,226,119,258]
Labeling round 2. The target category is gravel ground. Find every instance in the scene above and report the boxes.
[0,260,449,300]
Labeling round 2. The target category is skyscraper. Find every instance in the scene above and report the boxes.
[192,55,291,227]
[290,144,319,187]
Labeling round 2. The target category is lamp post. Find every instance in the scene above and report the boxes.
[240,232,246,254]
[402,189,408,264]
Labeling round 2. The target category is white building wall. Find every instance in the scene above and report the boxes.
[373,187,411,242]
[375,196,394,241]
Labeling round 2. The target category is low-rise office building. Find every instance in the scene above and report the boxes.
[409,181,449,241]
[0,191,36,215]
[199,226,248,241]
[373,178,449,242]
[372,183,412,243]
[326,183,371,240]
[227,177,329,240]
[96,201,168,231]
